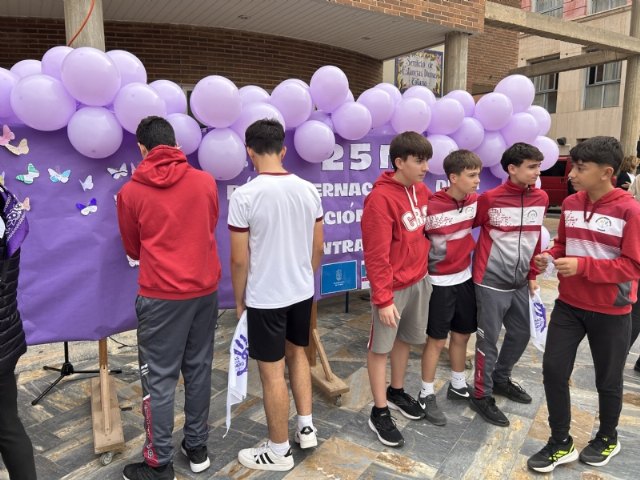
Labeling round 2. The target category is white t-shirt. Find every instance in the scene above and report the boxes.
[228,173,323,308]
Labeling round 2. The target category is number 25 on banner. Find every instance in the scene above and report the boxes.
[322,144,391,171]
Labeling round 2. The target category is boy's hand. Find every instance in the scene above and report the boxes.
[378,304,401,328]
[236,304,245,320]
[528,279,538,296]
[554,257,578,277]
[534,253,552,270]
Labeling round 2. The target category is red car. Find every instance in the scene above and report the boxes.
[540,155,573,206]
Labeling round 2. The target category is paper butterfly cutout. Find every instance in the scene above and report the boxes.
[19,197,30,211]
[48,168,71,184]
[107,163,128,179]
[79,175,94,191]
[113,194,117,205]
[16,163,39,184]
[126,255,139,268]
[76,198,97,216]
[0,125,15,146]
[130,162,137,175]
[5,138,29,156]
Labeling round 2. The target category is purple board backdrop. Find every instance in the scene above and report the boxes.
[1,127,500,345]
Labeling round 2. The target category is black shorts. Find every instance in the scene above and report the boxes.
[247,296,313,362]
[427,278,477,339]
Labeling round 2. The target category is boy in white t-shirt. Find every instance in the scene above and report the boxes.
[228,119,324,472]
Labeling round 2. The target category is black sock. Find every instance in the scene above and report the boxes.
[388,386,404,396]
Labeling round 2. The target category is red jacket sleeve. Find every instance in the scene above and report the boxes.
[473,191,490,229]
[362,199,395,308]
[116,190,141,260]
[545,211,566,260]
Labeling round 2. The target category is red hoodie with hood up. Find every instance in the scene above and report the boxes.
[117,146,221,300]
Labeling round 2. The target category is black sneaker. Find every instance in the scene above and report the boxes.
[446,382,470,400]
[469,396,509,427]
[492,379,532,404]
[579,434,621,466]
[418,392,446,426]
[368,407,404,447]
[527,436,578,473]
[180,438,211,473]
[386,387,425,420]
[123,462,176,480]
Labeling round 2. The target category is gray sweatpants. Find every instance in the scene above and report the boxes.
[136,292,218,466]
[473,284,530,398]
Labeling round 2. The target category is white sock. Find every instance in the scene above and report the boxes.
[297,414,313,431]
[451,370,467,389]
[420,381,434,397]
[267,439,290,456]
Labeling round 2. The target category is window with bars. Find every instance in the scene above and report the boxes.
[584,62,621,109]
[534,0,563,17]
[532,73,559,113]
[591,0,627,14]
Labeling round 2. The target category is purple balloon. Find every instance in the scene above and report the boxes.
[10,59,41,79]
[370,123,396,137]
[346,90,355,103]
[535,177,542,189]
[534,136,560,171]
[376,83,403,105]
[198,128,246,181]
[444,90,475,117]
[501,112,539,146]
[113,82,167,134]
[308,110,334,130]
[495,74,536,113]
[489,162,508,181]
[332,102,372,141]
[474,92,513,131]
[310,66,349,113]
[190,75,242,128]
[166,113,202,155]
[527,105,552,136]
[450,117,485,151]
[426,135,458,176]
[284,78,310,89]
[428,98,465,135]
[269,80,313,129]
[61,47,121,106]
[107,50,147,87]
[230,102,286,140]
[41,46,73,80]
[67,107,123,159]
[149,79,187,114]
[474,131,507,168]
[357,88,394,128]
[294,120,336,163]
[403,85,436,108]
[10,74,76,131]
[239,85,270,106]
[391,97,431,134]
[0,68,19,118]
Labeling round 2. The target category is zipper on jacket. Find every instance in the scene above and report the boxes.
[513,190,525,289]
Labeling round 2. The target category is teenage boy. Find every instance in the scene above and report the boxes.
[471,143,548,427]
[527,136,640,473]
[361,131,433,447]
[420,150,482,426]
[229,119,324,472]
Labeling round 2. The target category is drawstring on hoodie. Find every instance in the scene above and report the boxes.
[584,195,601,223]
[405,185,421,218]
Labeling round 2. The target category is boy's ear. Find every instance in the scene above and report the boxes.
[602,165,614,179]
[449,173,458,185]
[280,146,287,160]
[393,157,403,170]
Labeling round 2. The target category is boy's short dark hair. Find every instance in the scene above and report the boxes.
[245,119,285,155]
[136,116,176,151]
[389,132,433,171]
[444,150,483,179]
[570,136,623,172]
[499,142,544,172]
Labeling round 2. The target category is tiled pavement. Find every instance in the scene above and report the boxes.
[3,216,640,479]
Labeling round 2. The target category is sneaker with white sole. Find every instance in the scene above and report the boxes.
[579,434,621,467]
[294,426,318,449]
[180,439,210,473]
[527,436,579,473]
[238,443,294,471]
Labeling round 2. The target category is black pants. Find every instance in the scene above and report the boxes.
[543,300,631,442]
[630,282,640,350]
[0,366,37,479]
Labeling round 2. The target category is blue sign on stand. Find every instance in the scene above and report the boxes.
[321,260,358,295]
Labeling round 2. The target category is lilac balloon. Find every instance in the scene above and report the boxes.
[490,162,509,181]
[376,83,402,105]
[67,107,123,158]
[495,75,536,113]
[294,120,336,164]
[284,78,310,89]
[450,117,485,151]
[149,79,187,114]
[166,113,203,155]
[540,225,551,250]
[428,98,465,135]
[107,50,147,86]
[309,110,334,130]
[474,131,507,168]
[310,66,349,113]
[10,74,76,131]
[332,102,372,141]
[41,46,73,80]
[230,102,285,140]
[527,105,552,136]
[113,82,167,134]
[474,92,513,131]
[391,97,431,134]
[269,80,313,129]
[198,128,246,181]
[500,112,539,146]
[370,123,396,137]
[0,68,19,118]
[61,47,121,106]
[357,88,394,128]
[10,59,41,79]
[535,177,542,189]
[346,90,355,103]
[534,136,560,171]
[190,75,242,128]
[426,135,458,176]
[239,85,270,106]
[445,90,475,117]
[403,85,436,108]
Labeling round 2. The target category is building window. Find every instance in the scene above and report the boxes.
[534,0,563,17]
[590,0,627,14]
[584,62,621,109]
[532,73,558,113]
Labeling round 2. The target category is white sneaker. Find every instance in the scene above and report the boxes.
[294,426,318,449]
[237,443,294,471]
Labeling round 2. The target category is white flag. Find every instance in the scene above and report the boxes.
[224,311,249,436]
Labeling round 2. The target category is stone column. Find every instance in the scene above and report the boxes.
[620,0,640,157]
[443,31,469,94]
[63,0,105,49]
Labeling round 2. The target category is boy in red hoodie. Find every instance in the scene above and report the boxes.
[361,132,432,447]
[527,136,640,473]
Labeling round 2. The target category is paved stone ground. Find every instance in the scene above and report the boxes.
[3,216,640,479]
